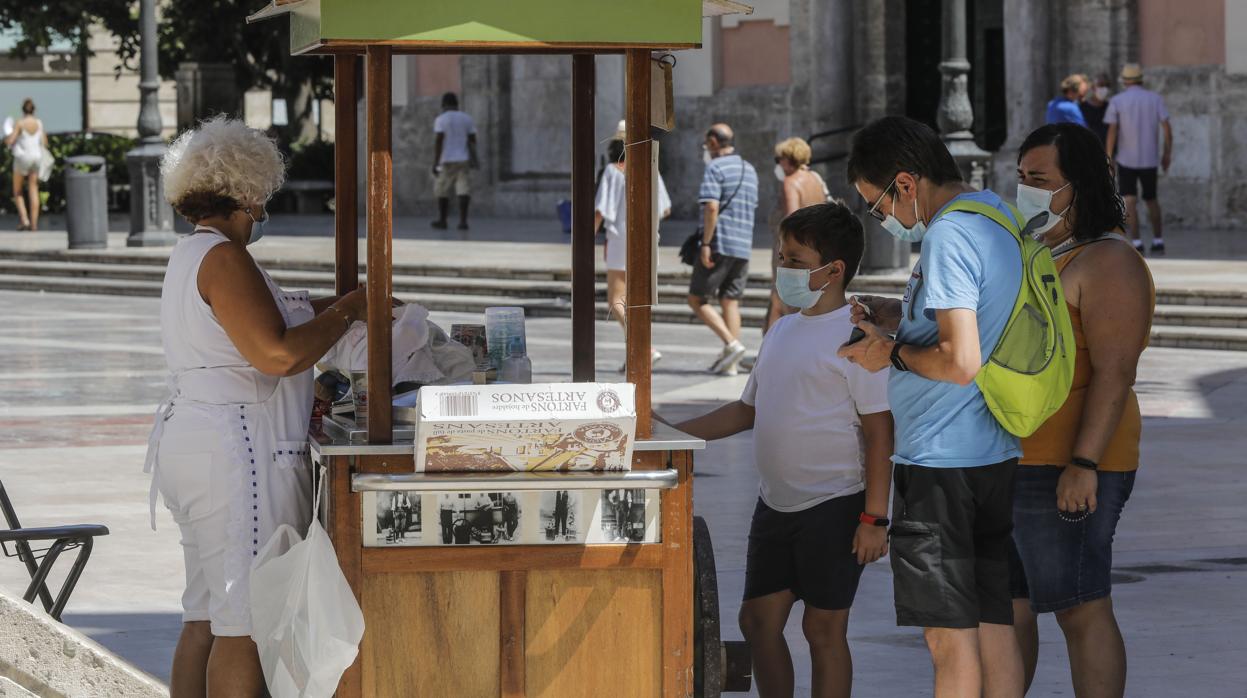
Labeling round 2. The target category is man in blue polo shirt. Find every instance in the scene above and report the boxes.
[839,116,1025,698]
[688,122,759,376]
[1045,75,1088,127]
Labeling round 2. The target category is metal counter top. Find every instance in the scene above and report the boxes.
[352,468,679,492]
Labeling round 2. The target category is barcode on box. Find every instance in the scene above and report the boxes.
[439,392,478,417]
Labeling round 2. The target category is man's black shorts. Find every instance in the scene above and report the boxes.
[1117,165,1158,201]
[743,491,866,611]
[689,253,750,301]
[889,459,1017,628]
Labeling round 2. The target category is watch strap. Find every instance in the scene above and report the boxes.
[890,342,909,372]
[1070,457,1098,471]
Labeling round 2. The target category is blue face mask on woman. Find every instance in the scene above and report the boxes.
[775,261,833,309]
[245,207,268,245]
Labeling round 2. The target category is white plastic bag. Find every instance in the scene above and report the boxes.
[321,303,431,376]
[37,146,54,182]
[250,471,364,698]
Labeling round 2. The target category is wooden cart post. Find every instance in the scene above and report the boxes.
[364,45,394,443]
[624,49,654,439]
[333,54,359,296]
[570,54,596,383]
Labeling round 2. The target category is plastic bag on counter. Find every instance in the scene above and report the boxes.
[319,303,476,387]
[250,471,364,698]
[425,323,476,384]
[321,303,430,375]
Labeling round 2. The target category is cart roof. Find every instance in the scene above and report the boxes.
[248,0,753,55]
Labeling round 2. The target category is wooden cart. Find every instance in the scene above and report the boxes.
[250,2,754,695]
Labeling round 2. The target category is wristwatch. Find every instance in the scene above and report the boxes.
[859,512,890,527]
[889,342,909,372]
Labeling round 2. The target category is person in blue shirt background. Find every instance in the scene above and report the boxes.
[1046,75,1088,127]
[840,116,1026,698]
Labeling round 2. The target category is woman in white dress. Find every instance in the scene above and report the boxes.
[594,120,672,370]
[146,116,366,697]
[3,99,48,231]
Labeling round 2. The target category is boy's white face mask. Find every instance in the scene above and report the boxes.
[775,262,833,309]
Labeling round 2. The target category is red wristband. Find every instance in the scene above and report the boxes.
[859,512,890,527]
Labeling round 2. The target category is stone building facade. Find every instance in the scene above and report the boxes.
[369,0,1245,231]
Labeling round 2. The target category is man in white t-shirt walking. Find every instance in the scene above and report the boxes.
[432,92,478,231]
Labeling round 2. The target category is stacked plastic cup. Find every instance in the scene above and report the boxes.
[485,307,527,372]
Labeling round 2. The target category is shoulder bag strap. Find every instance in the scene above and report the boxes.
[718,155,747,213]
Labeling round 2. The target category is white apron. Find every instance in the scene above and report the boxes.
[143,229,315,631]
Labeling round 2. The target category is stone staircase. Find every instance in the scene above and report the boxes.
[2,250,1246,350]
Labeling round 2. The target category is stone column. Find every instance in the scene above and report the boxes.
[938,0,992,190]
[125,0,176,247]
[853,0,909,273]
[992,0,1051,190]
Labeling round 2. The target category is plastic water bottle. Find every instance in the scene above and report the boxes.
[499,337,532,384]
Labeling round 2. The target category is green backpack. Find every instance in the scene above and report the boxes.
[934,200,1076,438]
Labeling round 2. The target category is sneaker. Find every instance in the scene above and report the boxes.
[618,350,664,373]
[710,340,747,375]
[739,355,756,372]
[1150,241,1165,256]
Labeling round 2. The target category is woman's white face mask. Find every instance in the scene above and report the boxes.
[1016,182,1071,240]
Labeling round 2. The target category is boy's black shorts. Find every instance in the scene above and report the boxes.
[743,491,866,611]
[889,459,1017,628]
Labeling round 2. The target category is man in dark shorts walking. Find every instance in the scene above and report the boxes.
[688,123,759,376]
[1105,63,1172,255]
[840,116,1026,697]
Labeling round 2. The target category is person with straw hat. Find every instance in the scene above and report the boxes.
[1105,63,1173,255]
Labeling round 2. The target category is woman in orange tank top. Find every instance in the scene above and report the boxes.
[1010,123,1154,698]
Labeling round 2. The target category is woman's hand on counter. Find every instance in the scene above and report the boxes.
[335,287,368,323]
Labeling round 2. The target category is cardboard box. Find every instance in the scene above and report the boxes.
[414,383,636,473]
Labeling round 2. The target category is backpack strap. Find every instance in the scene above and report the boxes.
[934,199,1025,244]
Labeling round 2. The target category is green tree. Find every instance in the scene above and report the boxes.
[0,1,332,147]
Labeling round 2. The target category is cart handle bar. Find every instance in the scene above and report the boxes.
[352,469,679,493]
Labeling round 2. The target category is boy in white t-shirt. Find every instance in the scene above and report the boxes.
[672,202,893,698]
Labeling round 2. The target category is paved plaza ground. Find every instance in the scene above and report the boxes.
[0,287,1244,696]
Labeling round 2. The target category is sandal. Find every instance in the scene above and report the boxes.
[16,223,29,231]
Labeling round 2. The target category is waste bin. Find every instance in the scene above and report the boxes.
[64,155,108,250]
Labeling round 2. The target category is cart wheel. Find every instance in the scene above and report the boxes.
[693,516,752,697]
[693,516,722,698]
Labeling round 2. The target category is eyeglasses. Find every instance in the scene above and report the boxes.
[867,177,898,222]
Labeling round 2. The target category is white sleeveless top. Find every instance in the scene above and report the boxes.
[145,227,316,527]
[11,121,42,161]
[160,231,280,403]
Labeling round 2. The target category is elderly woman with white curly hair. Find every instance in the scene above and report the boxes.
[144,116,365,697]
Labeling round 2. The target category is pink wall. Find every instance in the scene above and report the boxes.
[720,20,791,88]
[414,55,462,98]
[1139,0,1226,67]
